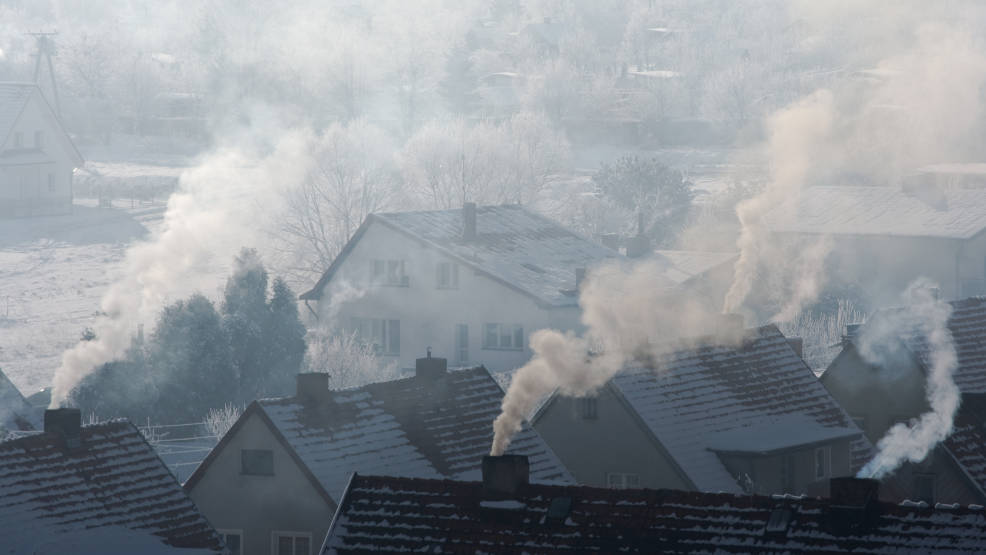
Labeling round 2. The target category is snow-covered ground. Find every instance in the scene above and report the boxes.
[0,200,161,396]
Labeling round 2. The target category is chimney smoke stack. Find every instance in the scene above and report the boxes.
[44,408,81,449]
[829,477,880,507]
[463,202,477,241]
[296,372,330,405]
[416,349,447,379]
[482,454,529,497]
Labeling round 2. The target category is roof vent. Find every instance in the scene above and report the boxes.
[416,348,447,380]
[482,454,529,497]
[463,202,477,241]
[296,372,330,405]
[44,408,81,449]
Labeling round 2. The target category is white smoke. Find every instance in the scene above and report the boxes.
[50,128,316,407]
[491,259,725,456]
[857,279,960,479]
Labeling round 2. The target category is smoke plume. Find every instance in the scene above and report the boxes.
[491,260,725,456]
[857,279,959,479]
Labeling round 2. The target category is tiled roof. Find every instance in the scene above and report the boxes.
[943,395,986,499]
[0,420,223,552]
[763,186,986,239]
[323,474,986,553]
[0,82,34,145]
[867,297,986,394]
[301,204,627,306]
[251,366,572,503]
[611,325,870,493]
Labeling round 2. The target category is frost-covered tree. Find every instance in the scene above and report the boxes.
[304,329,399,390]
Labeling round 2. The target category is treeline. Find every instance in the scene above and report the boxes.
[70,249,305,424]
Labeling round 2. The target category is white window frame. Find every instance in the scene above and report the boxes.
[436,261,460,289]
[606,472,640,489]
[371,259,408,287]
[482,323,524,351]
[352,317,400,356]
[814,445,831,480]
[271,531,312,555]
[217,529,243,555]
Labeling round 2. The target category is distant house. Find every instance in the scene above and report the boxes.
[0,366,38,435]
[652,249,736,307]
[299,203,628,373]
[908,163,986,189]
[320,455,986,553]
[0,83,84,217]
[764,185,986,302]
[822,296,986,505]
[532,324,871,497]
[184,355,570,555]
[0,408,223,553]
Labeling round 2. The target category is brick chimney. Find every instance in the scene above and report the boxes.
[44,408,81,449]
[296,372,330,405]
[482,454,529,496]
[463,202,477,241]
[416,348,447,380]
[829,477,880,507]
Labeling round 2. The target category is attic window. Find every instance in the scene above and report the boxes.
[521,263,546,274]
[765,507,793,534]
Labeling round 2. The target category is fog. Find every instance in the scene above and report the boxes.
[2,0,985,499]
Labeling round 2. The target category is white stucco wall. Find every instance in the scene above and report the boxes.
[313,222,582,372]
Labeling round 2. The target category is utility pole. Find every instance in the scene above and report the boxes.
[28,31,61,119]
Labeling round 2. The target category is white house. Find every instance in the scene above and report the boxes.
[0,82,84,217]
[299,203,625,372]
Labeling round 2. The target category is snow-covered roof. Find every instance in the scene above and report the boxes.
[301,205,625,307]
[0,367,37,434]
[0,419,223,552]
[188,366,571,505]
[610,325,870,493]
[0,82,34,145]
[653,250,736,285]
[763,186,986,239]
[943,394,986,500]
[323,473,986,553]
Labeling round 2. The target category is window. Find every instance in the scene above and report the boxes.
[218,530,242,555]
[578,397,598,419]
[34,130,43,149]
[606,472,639,489]
[455,324,468,364]
[814,446,831,480]
[436,262,459,289]
[240,449,274,476]
[914,474,935,505]
[371,259,408,286]
[47,173,55,193]
[272,532,311,555]
[483,323,524,350]
[352,317,400,355]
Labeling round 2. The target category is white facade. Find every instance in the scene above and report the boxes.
[0,84,82,217]
[310,222,582,372]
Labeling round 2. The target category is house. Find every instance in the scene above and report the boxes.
[0,83,84,217]
[822,296,986,505]
[0,408,224,553]
[652,249,737,308]
[0,366,38,436]
[320,454,986,553]
[299,203,630,373]
[184,355,571,555]
[532,324,871,497]
[763,185,986,302]
[908,163,986,189]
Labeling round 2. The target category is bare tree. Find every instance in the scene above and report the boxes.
[304,329,399,389]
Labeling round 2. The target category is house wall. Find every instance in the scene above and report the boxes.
[0,92,75,217]
[717,438,854,496]
[186,412,334,555]
[533,385,692,490]
[314,222,582,372]
[892,451,984,505]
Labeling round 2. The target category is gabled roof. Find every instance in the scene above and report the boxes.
[943,394,986,499]
[863,296,986,394]
[323,474,986,553]
[0,367,38,433]
[608,325,869,493]
[300,205,626,306]
[0,420,223,552]
[186,366,572,505]
[0,82,84,167]
[763,186,986,239]
[653,249,737,285]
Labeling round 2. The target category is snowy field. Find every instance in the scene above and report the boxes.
[0,200,162,396]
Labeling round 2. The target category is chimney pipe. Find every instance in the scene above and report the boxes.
[296,372,330,405]
[575,267,586,290]
[482,454,529,497]
[44,408,81,449]
[463,202,477,241]
[829,477,880,507]
[416,349,448,379]
[787,337,804,358]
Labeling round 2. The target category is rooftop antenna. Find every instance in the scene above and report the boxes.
[28,31,61,119]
